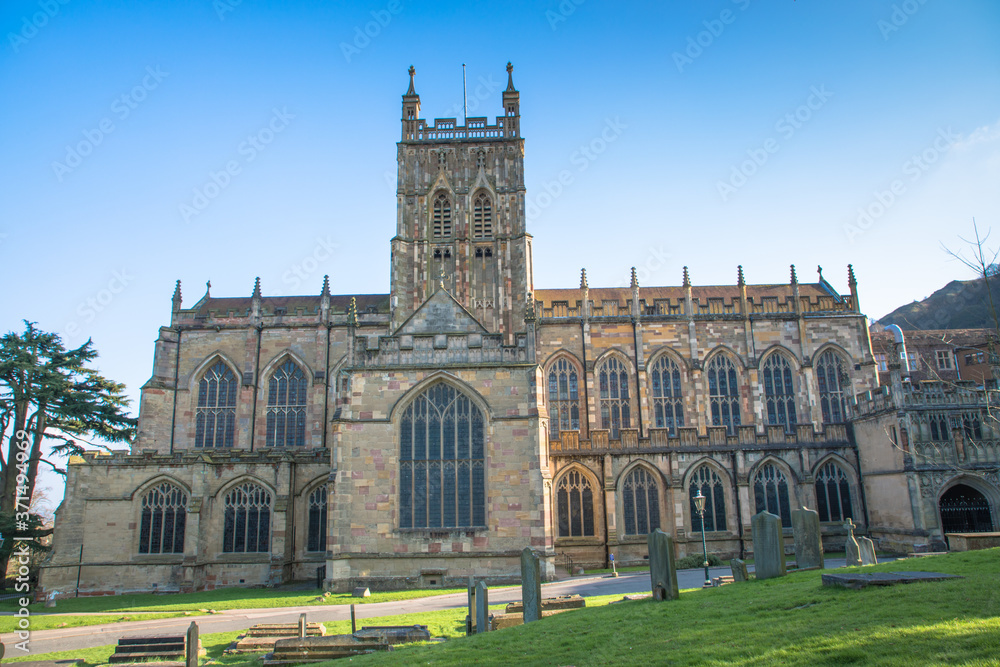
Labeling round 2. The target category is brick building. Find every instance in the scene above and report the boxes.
[44,64,989,597]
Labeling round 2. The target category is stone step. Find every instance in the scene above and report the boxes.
[118,636,184,646]
[504,594,585,614]
[353,625,430,645]
[114,643,185,653]
[268,635,391,661]
[109,651,184,663]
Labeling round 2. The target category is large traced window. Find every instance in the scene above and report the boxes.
[928,413,950,441]
[306,484,327,552]
[753,464,792,528]
[196,361,238,448]
[816,350,849,424]
[266,359,307,447]
[432,192,452,238]
[707,354,741,435]
[815,462,853,523]
[649,356,684,435]
[547,358,580,439]
[621,467,660,536]
[689,466,727,532]
[139,482,187,554]
[762,353,797,432]
[963,411,983,440]
[399,383,486,529]
[557,470,595,537]
[472,192,493,239]
[223,482,271,553]
[598,357,631,439]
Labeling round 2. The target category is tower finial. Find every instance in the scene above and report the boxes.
[737,265,745,287]
[204,280,211,298]
[347,296,358,327]
[580,268,588,289]
[505,61,516,92]
[406,65,416,95]
[252,276,261,299]
[682,266,691,288]
[172,280,182,307]
[321,274,330,297]
[848,264,857,287]
[790,264,798,285]
[630,267,638,288]
[817,265,824,282]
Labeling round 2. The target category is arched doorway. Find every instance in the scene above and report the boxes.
[939,484,995,533]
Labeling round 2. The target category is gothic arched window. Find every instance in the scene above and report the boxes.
[266,359,308,447]
[223,482,271,553]
[557,470,595,537]
[399,383,485,529]
[547,358,580,439]
[753,464,792,527]
[762,353,797,432]
[707,354,741,435]
[929,413,950,441]
[306,484,327,552]
[621,467,660,536]
[196,361,238,448]
[815,462,853,523]
[689,466,727,532]
[139,482,187,554]
[598,357,631,439]
[432,192,452,238]
[472,192,493,239]
[649,355,684,435]
[817,350,849,424]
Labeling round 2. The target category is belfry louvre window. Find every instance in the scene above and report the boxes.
[598,357,631,439]
[139,482,187,554]
[557,470,595,537]
[762,353,797,432]
[753,464,792,528]
[223,482,271,553]
[817,350,849,424]
[621,467,660,536]
[432,193,452,238]
[472,193,493,238]
[707,355,741,435]
[815,462,853,523]
[266,360,307,447]
[649,356,684,435]
[196,361,237,448]
[306,484,327,552]
[547,358,580,439]
[399,383,486,529]
[689,466,727,532]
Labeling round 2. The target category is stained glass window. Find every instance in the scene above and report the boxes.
[622,467,660,536]
[762,353,797,432]
[753,464,792,527]
[196,361,238,448]
[306,484,327,552]
[815,462,852,523]
[223,482,271,553]
[689,466,727,532]
[707,354,741,435]
[649,356,684,435]
[817,350,848,424]
[139,482,187,554]
[598,357,631,439]
[557,470,595,537]
[547,358,580,439]
[266,359,307,447]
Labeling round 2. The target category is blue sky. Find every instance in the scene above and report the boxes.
[2,0,999,504]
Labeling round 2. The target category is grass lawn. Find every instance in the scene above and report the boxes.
[0,611,204,634]
[0,585,467,616]
[338,548,1000,666]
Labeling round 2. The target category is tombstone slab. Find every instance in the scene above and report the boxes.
[751,511,786,580]
[466,576,476,635]
[792,506,824,570]
[647,528,679,600]
[859,536,878,566]
[730,558,749,582]
[475,581,490,633]
[520,547,543,622]
[352,586,371,598]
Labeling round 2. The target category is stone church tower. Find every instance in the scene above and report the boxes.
[391,64,532,342]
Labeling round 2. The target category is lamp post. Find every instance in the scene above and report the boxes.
[693,489,711,587]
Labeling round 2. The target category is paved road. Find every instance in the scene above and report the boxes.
[3,559,857,657]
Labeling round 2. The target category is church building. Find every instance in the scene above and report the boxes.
[42,64,897,596]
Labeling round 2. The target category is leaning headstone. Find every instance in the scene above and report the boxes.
[298,613,307,638]
[730,558,749,582]
[646,528,679,600]
[792,506,824,570]
[844,518,861,567]
[751,511,786,580]
[520,547,542,623]
[186,621,199,667]
[475,581,489,634]
[859,536,878,566]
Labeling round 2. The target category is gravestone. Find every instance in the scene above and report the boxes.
[751,511,786,580]
[859,536,878,566]
[647,528,679,601]
[520,547,542,622]
[352,586,371,598]
[466,577,476,635]
[475,581,490,633]
[186,622,199,667]
[730,558,749,582]
[844,518,862,567]
[350,604,357,634]
[298,614,307,638]
[792,506,824,570]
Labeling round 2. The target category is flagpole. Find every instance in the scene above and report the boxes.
[462,63,468,124]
